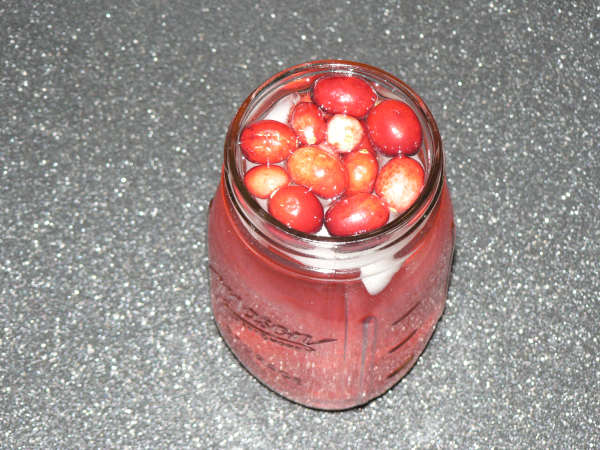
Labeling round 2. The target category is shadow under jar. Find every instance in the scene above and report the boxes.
[208,60,455,410]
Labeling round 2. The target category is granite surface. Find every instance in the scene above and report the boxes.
[1,1,599,448]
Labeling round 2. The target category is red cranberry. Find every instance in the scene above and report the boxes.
[325,193,389,236]
[268,185,324,233]
[343,149,378,195]
[290,102,327,145]
[287,146,347,199]
[312,76,377,117]
[375,156,425,214]
[366,100,422,155]
[244,164,290,199]
[240,120,298,164]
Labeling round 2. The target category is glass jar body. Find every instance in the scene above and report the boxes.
[207,61,455,410]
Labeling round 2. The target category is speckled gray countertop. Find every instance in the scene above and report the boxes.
[2,1,599,448]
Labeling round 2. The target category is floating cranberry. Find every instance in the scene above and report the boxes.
[240,120,298,164]
[312,76,377,117]
[290,102,327,145]
[244,164,290,199]
[375,156,425,214]
[268,185,324,233]
[367,100,422,155]
[325,193,389,236]
[326,114,364,153]
[287,146,347,198]
[343,149,378,195]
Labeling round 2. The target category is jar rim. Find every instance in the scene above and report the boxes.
[223,59,443,249]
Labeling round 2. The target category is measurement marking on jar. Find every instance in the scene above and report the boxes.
[210,266,337,352]
[386,353,414,379]
[388,328,418,354]
[343,292,349,361]
[358,316,377,393]
[255,353,302,386]
[236,337,303,386]
[391,301,421,327]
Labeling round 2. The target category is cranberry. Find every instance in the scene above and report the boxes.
[326,114,364,153]
[325,193,389,236]
[287,146,347,199]
[240,120,298,164]
[268,185,324,233]
[312,76,377,117]
[366,100,422,155]
[244,164,290,199]
[343,149,378,195]
[290,102,327,145]
[375,156,425,214]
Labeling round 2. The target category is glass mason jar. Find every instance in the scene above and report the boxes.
[208,60,455,410]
